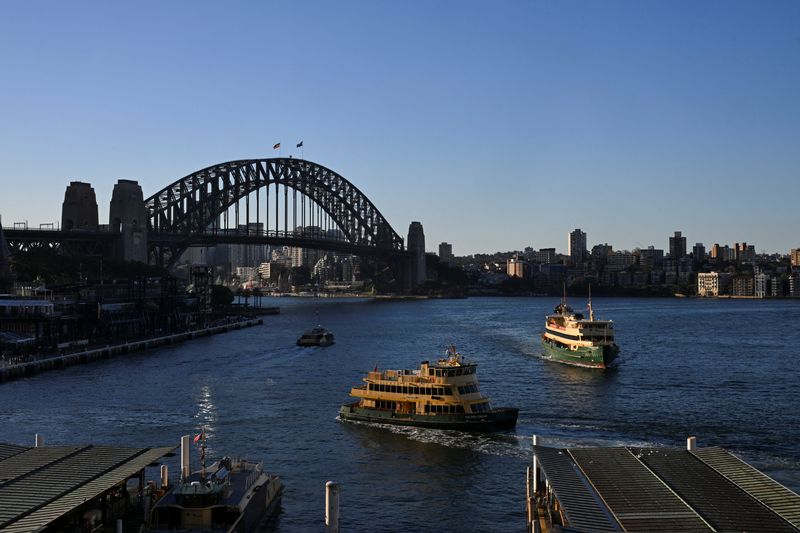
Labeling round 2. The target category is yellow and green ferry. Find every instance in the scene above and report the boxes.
[339,347,518,432]
[540,296,619,369]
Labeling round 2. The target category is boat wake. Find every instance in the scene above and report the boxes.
[338,416,530,460]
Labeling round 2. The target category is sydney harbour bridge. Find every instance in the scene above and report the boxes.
[3,158,427,290]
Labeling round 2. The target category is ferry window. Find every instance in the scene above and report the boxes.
[456,405,464,413]
[428,369,434,376]
[444,387,452,395]
[435,369,441,376]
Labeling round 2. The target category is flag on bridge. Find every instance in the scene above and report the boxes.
[296,141,303,148]
[273,142,281,150]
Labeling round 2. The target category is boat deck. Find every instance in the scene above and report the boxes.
[154,463,265,508]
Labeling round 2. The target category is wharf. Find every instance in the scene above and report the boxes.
[0,318,262,383]
[526,436,800,532]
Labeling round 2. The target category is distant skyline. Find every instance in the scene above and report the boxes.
[1,1,798,255]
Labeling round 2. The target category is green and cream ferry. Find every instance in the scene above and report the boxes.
[339,347,518,432]
[540,296,619,369]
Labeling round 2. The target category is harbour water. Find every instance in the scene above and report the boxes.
[1,297,798,532]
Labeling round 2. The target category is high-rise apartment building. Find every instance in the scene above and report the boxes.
[669,231,687,259]
[438,242,453,264]
[568,229,587,264]
[692,243,705,262]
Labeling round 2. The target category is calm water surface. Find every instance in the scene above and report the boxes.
[1,297,799,532]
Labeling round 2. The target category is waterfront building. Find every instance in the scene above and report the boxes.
[732,275,754,297]
[438,242,453,264]
[755,272,770,298]
[697,272,733,297]
[568,229,587,264]
[0,442,174,532]
[772,275,784,297]
[528,440,800,532]
[669,231,687,259]
[507,255,530,279]
[790,271,800,297]
[791,248,800,267]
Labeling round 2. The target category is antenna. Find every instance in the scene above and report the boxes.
[587,284,594,321]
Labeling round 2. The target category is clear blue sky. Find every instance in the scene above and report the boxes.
[1,1,798,255]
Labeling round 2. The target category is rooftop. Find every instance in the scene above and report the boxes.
[532,444,800,532]
[0,442,174,532]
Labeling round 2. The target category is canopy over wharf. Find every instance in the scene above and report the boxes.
[527,439,800,532]
[0,441,175,533]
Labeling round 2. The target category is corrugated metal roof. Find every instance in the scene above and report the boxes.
[533,445,620,532]
[693,447,800,530]
[633,447,797,532]
[569,447,711,532]
[0,444,26,462]
[0,444,174,533]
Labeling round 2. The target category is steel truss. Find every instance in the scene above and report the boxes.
[145,158,406,267]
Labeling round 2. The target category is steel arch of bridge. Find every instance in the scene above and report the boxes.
[145,158,405,266]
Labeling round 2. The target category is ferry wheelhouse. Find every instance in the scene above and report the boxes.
[147,432,283,533]
[540,297,619,369]
[339,347,518,432]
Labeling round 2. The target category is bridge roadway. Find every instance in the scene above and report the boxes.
[3,227,413,258]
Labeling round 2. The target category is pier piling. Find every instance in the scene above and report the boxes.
[325,480,340,533]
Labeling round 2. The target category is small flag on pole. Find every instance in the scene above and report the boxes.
[296,141,303,148]
[273,142,281,150]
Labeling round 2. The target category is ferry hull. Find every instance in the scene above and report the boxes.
[540,336,618,369]
[339,403,518,432]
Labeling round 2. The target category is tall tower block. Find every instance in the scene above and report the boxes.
[61,181,99,231]
[109,179,148,263]
[407,221,426,287]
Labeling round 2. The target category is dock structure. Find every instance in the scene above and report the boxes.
[0,441,174,532]
[527,437,800,532]
[0,318,262,383]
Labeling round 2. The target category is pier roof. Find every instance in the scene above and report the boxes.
[534,444,800,532]
[0,443,174,532]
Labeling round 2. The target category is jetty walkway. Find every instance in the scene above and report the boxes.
[0,318,262,383]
